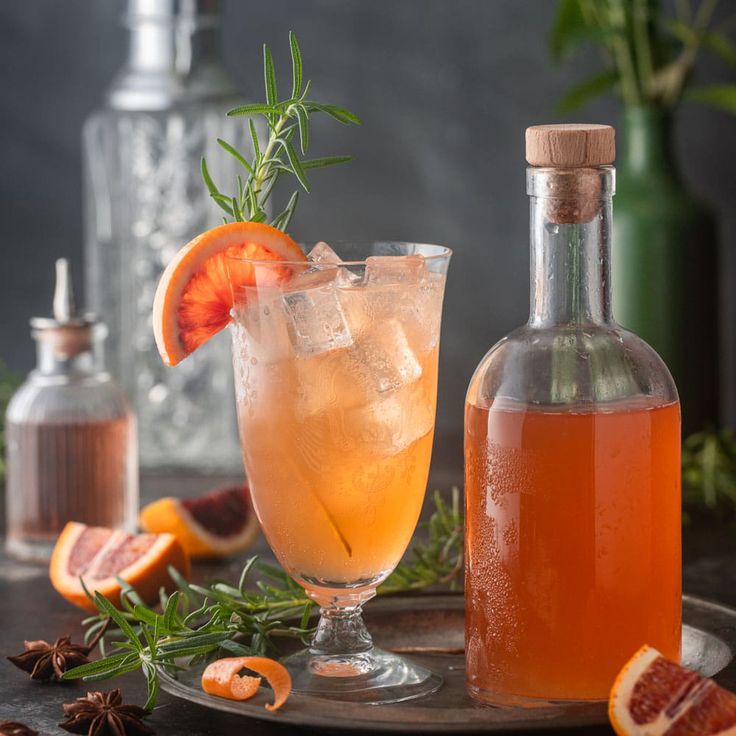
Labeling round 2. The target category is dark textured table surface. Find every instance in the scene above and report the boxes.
[1,473,735,736]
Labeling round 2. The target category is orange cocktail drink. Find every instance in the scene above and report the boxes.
[229,242,450,701]
[234,314,439,589]
[465,398,681,702]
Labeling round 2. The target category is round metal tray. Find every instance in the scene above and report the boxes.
[159,594,736,732]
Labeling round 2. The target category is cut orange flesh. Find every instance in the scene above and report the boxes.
[49,522,190,611]
[139,485,259,559]
[153,222,304,366]
[201,656,292,711]
[609,644,736,735]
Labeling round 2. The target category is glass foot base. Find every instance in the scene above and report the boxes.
[283,647,443,704]
[468,683,608,709]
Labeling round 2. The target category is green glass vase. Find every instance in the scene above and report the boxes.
[612,104,720,434]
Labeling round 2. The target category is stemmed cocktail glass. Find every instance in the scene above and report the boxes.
[228,241,451,703]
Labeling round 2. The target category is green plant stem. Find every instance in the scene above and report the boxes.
[633,0,656,96]
[609,0,643,104]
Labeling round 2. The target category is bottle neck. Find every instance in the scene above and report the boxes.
[127,14,220,75]
[33,326,106,378]
[619,104,679,180]
[108,0,232,109]
[527,167,614,328]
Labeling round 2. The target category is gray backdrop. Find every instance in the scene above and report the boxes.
[2,0,735,472]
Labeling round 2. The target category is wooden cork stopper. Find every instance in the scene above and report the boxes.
[526,124,615,167]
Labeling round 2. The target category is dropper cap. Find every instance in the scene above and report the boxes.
[52,259,78,323]
[31,259,104,358]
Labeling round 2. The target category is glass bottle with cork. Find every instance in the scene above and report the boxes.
[464,124,681,704]
[5,260,138,562]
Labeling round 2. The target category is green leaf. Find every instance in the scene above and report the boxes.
[201,158,234,218]
[687,84,736,113]
[200,157,220,197]
[549,0,588,62]
[163,591,181,631]
[227,103,278,117]
[285,142,310,191]
[219,639,252,656]
[702,30,736,67]
[217,138,255,176]
[238,557,259,598]
[61,653,132,680]
[263,44,278,108]
[83,657,143,682]
[248,119,261,162]
[272,190,300,231]
[232,196,245,221]
[94,593,142,650]
[555,68,618,112]
[301,155,353,169]
[289,31,303,98]
[305,102,363,125]
[295,104,310,154]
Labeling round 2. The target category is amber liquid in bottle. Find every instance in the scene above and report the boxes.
[4,260,137,562]
[6,416,136,549]
[464,125,681,704]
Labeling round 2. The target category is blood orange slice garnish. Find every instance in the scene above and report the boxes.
[609,644,736,735]
[153,221,304,366]
[201,656,292,711]
[49,522,190,611]
[139,484,259,559]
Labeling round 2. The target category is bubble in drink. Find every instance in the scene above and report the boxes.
[282,284,353,357]
[365,254,427,285]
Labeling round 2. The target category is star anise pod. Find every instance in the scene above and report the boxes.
[60,690,155,736]
[0,722,38,736]
[7,636,92,681]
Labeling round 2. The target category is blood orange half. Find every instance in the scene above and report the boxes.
[49,522,190,611]
[609,644,736,735]
[139,485,259,559]
[152,221,304,366]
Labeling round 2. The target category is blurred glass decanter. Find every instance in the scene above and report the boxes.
[5,260,138,562]
[83,0,257,470]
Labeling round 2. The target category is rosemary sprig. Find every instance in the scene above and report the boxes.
[63,489,463,709]
[201,31,361,231]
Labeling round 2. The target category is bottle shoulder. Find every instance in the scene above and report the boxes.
[466,322,678,409]
[6,374,133,424]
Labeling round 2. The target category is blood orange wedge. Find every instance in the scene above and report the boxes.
[139,485,259,559]
[201,656,292,711]
[609,644,736,735]
[49,522,190,611]
[153,221,304,366]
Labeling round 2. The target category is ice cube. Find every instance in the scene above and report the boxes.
[308,241,342,264]
[348,319,422,395]
[231,293,292,365]
[282,283,353,357]
[349,381,434,455]
[364,254,428,285]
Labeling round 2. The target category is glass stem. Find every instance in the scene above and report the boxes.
[310,605,373,657]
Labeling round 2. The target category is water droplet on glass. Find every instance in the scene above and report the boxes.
[545,222,559,235]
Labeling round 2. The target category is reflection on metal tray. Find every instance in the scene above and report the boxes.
[158,594,736,733]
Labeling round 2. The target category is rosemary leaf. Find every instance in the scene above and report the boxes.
[289,30,303,98]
